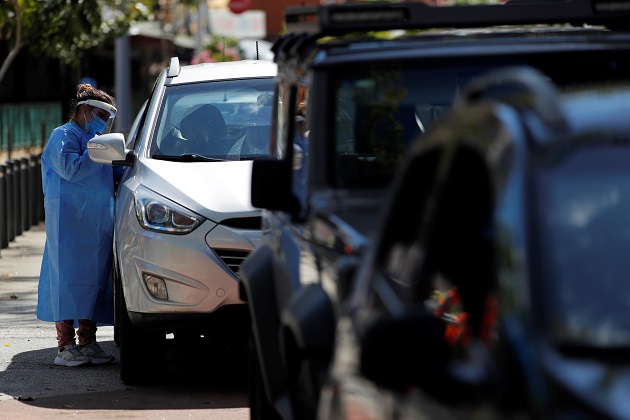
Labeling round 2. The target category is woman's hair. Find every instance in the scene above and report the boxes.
[70,84,116,117]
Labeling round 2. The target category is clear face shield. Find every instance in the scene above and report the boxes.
[77,99,117,134]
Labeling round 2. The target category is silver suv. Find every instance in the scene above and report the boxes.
[88,57,277,384]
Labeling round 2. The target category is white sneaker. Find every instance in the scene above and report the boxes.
[80,342,115,365]
[54,344,92,367]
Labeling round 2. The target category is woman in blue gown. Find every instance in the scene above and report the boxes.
[37,83,122,367]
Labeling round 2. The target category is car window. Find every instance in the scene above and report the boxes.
[149,77,275,160]
[127,100,147,150]
[535,144,630,347]
[332,64,481,189]
[330,50,630,190]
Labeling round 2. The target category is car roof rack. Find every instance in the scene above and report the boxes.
[285,0,630,36]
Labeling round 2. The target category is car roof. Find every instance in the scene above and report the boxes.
[283,0,630,35]
[273,0,630,67]
[165,59,277,86]
[300,29,630,67]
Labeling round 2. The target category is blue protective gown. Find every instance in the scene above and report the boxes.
[37,121,121,324]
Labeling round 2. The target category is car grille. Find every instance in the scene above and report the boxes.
[213,248,251,277]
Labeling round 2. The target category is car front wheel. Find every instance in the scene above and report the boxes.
[113,265,123,347]
[248,332,281,420]
[118,289,164,385]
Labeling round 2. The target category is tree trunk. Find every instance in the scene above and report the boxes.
[0,45,21,86]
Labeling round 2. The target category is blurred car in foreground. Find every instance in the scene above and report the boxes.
[319,66,630,419]
[87,57,276,384]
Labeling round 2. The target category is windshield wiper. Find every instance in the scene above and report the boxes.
[153,153,223,162]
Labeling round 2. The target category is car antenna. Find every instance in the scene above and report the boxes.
[256,40,259,60]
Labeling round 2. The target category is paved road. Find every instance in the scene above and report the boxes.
[0,223,250,419]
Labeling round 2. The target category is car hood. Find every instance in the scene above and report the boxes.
[138,159,258,222]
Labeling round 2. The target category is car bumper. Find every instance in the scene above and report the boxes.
[117,218,259,321]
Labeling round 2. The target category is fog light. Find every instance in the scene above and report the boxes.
[143,274,168,300]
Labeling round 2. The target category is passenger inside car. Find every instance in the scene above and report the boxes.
[159,104,228,156]
[178,104,228,155]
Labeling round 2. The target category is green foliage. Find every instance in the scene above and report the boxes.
[191,35,245,64]
[0,0,154,84]
[15,0,154,64]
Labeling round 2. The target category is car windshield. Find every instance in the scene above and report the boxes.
[535,144,630,347]
[150,77,274,161]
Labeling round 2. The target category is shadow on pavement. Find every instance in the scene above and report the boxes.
[20,387,248,411]
[2,338,249,412]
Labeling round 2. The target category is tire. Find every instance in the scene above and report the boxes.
[284,329,319,420]
[113,266,122,347]
[119,293,164,385]
[248,332,281,420]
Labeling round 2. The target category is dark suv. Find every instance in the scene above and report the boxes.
[238,1,630,419]
[321,65,630,419]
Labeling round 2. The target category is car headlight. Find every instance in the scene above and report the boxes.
[134,186,204,234]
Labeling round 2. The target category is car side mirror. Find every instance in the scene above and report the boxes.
[359,308,450,391]
[251,159,299,214]
[360,308,500,401]
[88,133,135,167]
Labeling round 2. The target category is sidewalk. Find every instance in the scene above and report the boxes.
[0,147,44,164]
[0,223,250,419]
[0,223,46,299]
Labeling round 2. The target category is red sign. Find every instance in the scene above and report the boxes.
[228,0,252,14]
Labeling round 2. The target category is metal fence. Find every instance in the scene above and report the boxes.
[0,154,45,253]
[0,103,58,253]
[1,102,62,153]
